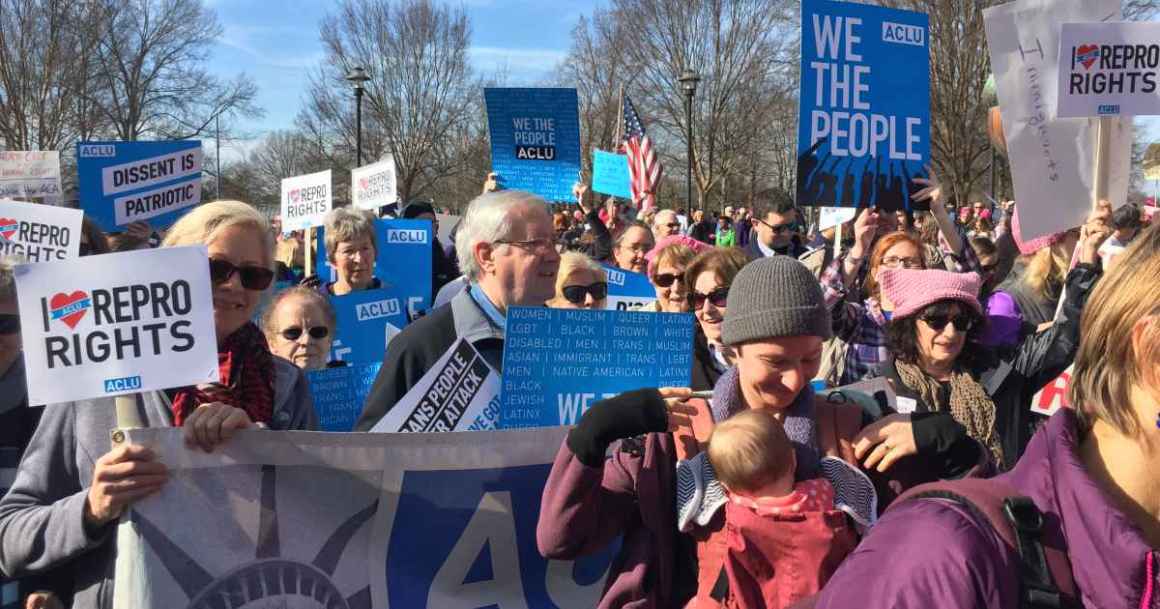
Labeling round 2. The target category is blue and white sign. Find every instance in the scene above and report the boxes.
[499,307,694,428]
[601,263,656,311]
[307,362,382,432]
[591,150,632,199]
[77,140,203,230]
[316,218,434,316]
[484,88,582,202]
[329,288,409,365]
[796,0,930,211]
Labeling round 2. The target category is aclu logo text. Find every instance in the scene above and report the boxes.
[386,229,427,244]
[79,145,116,158]
[104,375,142,393]
[357,298,401,322]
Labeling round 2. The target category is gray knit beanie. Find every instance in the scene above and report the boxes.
[721,256,832,345]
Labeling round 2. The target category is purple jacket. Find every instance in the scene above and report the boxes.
[812,409,1160,609]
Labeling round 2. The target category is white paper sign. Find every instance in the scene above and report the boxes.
[0,151,61,200]
[1031,365,1073,417]
[0,199,84,261]
[280,170,333,231]
[370,338,500,432]
[1057,22,1160,118]
[352,156,397,211]
[983,0,1131,241]
[819,207,857,232]
[14,246,219,405]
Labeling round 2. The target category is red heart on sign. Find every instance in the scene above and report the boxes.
[359,178,369,190]
[289,189,301,203]
[49,290,90,329]
[0,217,16,240]
[1077,44,1099,70]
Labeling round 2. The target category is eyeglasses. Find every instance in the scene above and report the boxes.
[920,314,975,333]
[880,256,924,270]
[689,287,729,309]
[280,326,330,341]
[664,222,681,230]
[496,238,555,254]
[562,282,608,304]
[209,258,275,290]
[0,313,19,335]
[653,273,686,288]
[757,219,793,233]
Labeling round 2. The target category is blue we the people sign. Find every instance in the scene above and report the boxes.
[796,0,930,211]
[499,307,694,428]
[77,140,203,230]
[306,361,382,431]
[316,218,434,316]
[484,88,581,202]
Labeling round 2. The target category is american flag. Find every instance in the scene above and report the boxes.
[621,94,663,211]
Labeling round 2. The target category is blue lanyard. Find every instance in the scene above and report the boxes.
[469,285,506,331]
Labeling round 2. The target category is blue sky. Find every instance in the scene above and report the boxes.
[206,0,601,160]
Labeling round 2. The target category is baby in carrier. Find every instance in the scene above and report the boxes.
[707,409,857,609]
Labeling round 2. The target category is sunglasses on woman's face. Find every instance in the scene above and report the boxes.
[562,282,608,304]
[280,326,330,341]
[688,287,729,309]
[920,314,975,333]
[209,258,274,290]
[653,273,685,288]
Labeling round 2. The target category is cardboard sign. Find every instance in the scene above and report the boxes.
[306,362,382,432]
[370,339,501,433]
[983,0,1132,242]
[352,156,397,211]
[484,88,582,202]
[1057,22,1160,118]
[818,206,858,231]
[316,218,434,316]
[0,199,84,261]
[13,246,219,405]
[601,263,657,311]
[77,141,203,230]
[113,426,620,609]
[280,169,333,231]
[592,150,632,199]
[1031,365,1073,417]
[796,0,930,211]
[499,307,694,428]
[0,151,61,201]
[328,288,409,365]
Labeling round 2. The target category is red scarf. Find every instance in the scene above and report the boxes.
[171,322,276,426]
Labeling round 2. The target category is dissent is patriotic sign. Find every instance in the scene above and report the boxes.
[77,141,203,230]
[13,246,219,405]
[796,0,930,211]
[113,427,620,609]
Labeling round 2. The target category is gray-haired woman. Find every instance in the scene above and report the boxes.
[306,207,382,296]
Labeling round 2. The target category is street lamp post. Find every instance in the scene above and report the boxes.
[678,69,701,210]
[345,67,371,166]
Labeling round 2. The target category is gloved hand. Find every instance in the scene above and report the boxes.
[567,388,669,467]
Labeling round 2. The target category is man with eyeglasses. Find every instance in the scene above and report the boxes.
[743,190,807,261]
[356,190,561,430]
[652,209,682,239]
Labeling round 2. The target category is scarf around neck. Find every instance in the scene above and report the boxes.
[171,322,276,426]
[894,358,1005,468]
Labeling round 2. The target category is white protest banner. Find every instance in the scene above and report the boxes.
[370,338,500,432]
[0,199,84,261]
[352,156,397,211]
[983,0,1131,242]
[281,170,333,231]
[818,207,857,232]
[1031,365,1073,417]
[114,426,620,609]
[13,246,219,405]
[0,151,61,201]
[1057,22,1160,118]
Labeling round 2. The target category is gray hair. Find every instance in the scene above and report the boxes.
[455,190,550,281]
[653,209,678,230]
[323,207,378,264]
[613,222,655,248]
[260,286,337,340]
[0,255,23,302]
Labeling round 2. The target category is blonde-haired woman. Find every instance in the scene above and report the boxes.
[0,200,317,609]
[812,220,1160,609]
[547,252,607,310]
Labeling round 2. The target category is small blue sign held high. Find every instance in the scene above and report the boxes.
[591,150,632,199]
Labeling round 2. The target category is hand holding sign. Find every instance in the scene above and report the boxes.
[182,401,255,453]
[1079,200,1114,265]
[84,444,168,527]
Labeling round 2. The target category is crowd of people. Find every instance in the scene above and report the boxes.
[1,166,1159,608]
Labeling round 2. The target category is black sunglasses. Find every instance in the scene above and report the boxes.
[280,326,330,341]
[0,313,19,335]
[689,287,728,309]
[757,219,793,233]
[209,258,274,290]
[920,314,975,333]
[653,273,685,288]
[562,282,608,304]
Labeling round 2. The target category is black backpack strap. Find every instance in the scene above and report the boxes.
[908,489,1078,609]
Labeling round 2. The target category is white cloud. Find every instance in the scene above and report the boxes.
[470,46,567,80]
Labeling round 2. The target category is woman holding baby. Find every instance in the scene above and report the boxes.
[537,256,987,609]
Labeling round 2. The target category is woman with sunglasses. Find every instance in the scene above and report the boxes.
[685,248,749,390]
[262,287,337,369]
[0,201,318,609]
[547,252,607,310]
[643,235,710,313]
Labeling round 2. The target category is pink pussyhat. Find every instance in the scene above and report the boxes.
[879,268,983,320]
[645,234,711,277]
[1012,206,1070,255]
